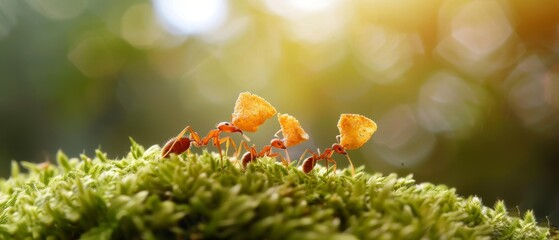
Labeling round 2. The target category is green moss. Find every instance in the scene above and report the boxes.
[0,139,551,239]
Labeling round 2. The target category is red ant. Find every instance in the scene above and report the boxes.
[161,122,249,162]
[300,135,355,176]
[273,113,309,166]
[300,113,376,176]
[238,139,286,168]
[271,130,292,165]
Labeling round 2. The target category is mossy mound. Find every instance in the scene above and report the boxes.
[0,140,550,239]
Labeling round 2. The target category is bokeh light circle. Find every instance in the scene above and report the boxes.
[152,0,228,36]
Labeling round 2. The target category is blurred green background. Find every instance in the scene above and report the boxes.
[1,0,558,225]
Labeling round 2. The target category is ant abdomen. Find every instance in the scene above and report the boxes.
[241,152,255,168]
[161,137,191,158]
[302,157,316,173]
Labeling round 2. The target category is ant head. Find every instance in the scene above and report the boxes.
[270,138,286,149]
[217,122,243,134]
[332,143,346,155]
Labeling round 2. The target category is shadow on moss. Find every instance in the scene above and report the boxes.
[0,139,551,239]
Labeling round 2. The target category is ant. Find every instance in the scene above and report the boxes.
[161,122,249,163]
[161,92,277,162]
[272,130,291,165]
[238,140,286,168]
[300,113,377,176]
[273,113,309,165]
[300,135,355,175]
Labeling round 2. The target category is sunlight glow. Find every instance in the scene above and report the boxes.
[152,0,228,36]
[264,0,338,17]
[263,0,346,43]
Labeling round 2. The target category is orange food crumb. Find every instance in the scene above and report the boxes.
[278,113,309,147]
[337,114,377,150]
[232,92,277,132]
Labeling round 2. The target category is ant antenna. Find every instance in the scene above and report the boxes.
[345,154,356,176]
[241,133,251,142]
[284,148,291,165]
[274,129,282,138]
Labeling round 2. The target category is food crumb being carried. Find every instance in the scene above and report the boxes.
[232,92,277,132]
[337,114,377,150]
[278,113,309,147]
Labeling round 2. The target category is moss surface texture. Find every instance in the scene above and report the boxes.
[0,139,551,239]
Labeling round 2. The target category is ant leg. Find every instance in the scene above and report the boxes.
[268,152,288,167]
[280,156,289,167]
[345,154,355,176]
[209,135,224,166]
[298,149,316,167]
[236,141,252,159]
[226,138,230,157]
[284,148,291,165]
[221,137,231,157]
[233,140,252,167]
[200,129,220,146]
[190,131,202,146]
[328,158,337,173]
[273,129,291,164]
[323,158,337,175]
[219,137,238,160]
